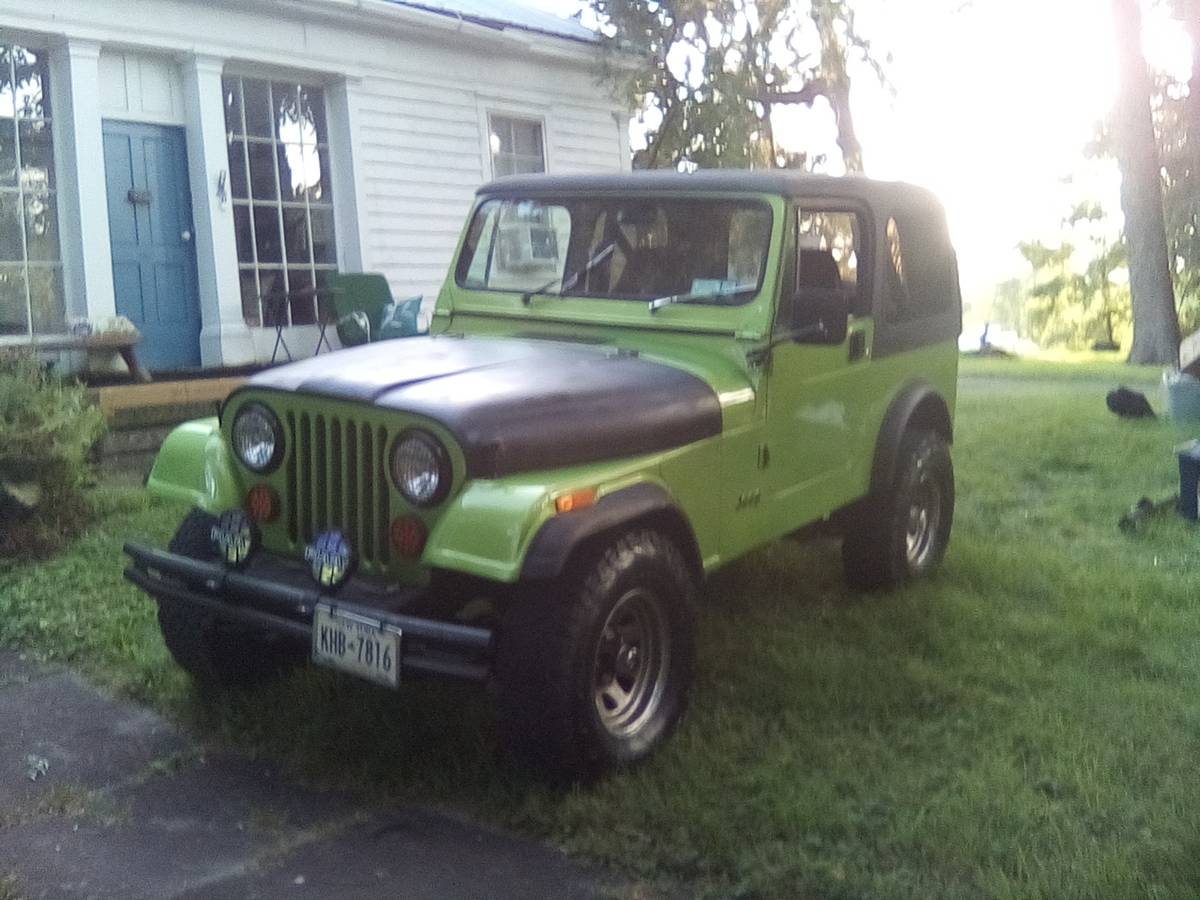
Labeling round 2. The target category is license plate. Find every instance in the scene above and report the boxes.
[311,603,401,689]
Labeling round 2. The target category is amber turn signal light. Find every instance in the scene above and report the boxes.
[244,484,280,524]
[390,515,428,559]
[555,488,598,514]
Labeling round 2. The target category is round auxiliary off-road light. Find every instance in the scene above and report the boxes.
[390,430,450,507]
[210,509,258,568]
[305,530,354,591]
[232,403,283,473]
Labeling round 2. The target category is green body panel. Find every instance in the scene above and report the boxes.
[144,183,960,586]
[146,418,240,512]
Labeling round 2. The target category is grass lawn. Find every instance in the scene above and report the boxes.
[4,358,1200,898]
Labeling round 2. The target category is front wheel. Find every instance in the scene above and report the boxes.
[494,529,696,780]
[157,509,300,690]
[842,429,955,591]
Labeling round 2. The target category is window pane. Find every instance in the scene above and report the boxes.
[283,206,310,264]
[276,143,301,201]
[19,119,54,189]
[300,85,327,144]
[512,154,544,175]
[242,78,272,138]
[314,145,333,202]
[0,192,22,261]
[24,190,58,261]
[247,141,277,200]
[493,155,515,178]
[489,117,512,155]
[0,265,27,335]
[12,48,48,119]
[253,204,282,263]
[259,269,287,325]
[227,139,248,199]
[28,265,63,334]
[0,61,12,118]
[288,268,316,324]
[222,77,243,136]
[240,268,261,325]
[233,204,254,263]
[0,118,15,186]
[309,207,337,265]
[271,82,295,141]
[513,121,542,157]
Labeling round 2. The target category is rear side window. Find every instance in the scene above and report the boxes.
[884,212,956,322]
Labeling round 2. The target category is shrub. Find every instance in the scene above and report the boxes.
[0,351,106,560]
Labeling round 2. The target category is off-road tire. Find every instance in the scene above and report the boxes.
[494,529,696,780]
[156,509,299,689]
[842,429,954,591]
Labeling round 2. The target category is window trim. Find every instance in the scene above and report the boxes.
[790,199,875,320]
[222,73,338,328]
[479,103,551,179]
[0,42,63,340]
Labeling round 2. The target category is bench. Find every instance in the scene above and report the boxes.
[25,331,150,382]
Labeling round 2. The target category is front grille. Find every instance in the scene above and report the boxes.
[284,411,391,567]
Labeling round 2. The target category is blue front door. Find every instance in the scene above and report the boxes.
[103,122,201,371]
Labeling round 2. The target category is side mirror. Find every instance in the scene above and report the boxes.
[791,288,849,345]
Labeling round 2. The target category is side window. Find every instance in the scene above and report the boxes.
[787,208,866,320]
[885,213,955,322]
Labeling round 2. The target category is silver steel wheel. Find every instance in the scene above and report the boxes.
[905,467,942,568]
[592,588,671,738]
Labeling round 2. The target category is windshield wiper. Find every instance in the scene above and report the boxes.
[647,283,758,313]
[521,242,616,305]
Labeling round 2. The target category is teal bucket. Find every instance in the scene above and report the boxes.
[1167,379,1200,422]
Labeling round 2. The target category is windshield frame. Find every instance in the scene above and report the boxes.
[453,194,776,307]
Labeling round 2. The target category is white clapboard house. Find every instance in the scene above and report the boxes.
[0,0,629,372]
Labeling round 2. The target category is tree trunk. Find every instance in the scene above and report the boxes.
[1112,0,1180,364]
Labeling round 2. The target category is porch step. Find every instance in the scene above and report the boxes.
[92,377,245,479]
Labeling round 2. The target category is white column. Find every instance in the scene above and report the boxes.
[52,39,116,324]
[327,77,366,273]
[181,54,254,366]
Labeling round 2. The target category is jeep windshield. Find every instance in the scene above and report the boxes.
[455,197,772,306]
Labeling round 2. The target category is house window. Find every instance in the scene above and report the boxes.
[223,76,337,327]
[0,45,63,337]
[488,115,545,177]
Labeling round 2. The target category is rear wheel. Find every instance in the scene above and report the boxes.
[842,429,954,591]
[156,509,300,689]
[494,529,695,780]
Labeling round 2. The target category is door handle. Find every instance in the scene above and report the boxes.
[181,230,192,242]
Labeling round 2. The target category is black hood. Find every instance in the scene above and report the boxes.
[241,336,723,477]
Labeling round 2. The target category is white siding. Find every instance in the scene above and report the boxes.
[0,0,630,365]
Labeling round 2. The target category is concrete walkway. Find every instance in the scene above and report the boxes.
[0,651,614,900]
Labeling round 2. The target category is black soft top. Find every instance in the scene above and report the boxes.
[477,170,943,211]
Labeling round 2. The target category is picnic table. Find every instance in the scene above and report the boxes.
[26,331,150,382]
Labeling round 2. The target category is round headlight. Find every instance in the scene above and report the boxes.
[391,430,450,507]
[232,403,283,473]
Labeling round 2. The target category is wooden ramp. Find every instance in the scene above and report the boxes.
[89,377,246,477]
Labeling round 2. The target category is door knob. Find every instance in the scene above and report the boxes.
[181,230,192,242]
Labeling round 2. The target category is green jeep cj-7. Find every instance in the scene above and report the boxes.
[125,171,961,777]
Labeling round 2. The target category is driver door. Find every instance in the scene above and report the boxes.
[764,202,876,530]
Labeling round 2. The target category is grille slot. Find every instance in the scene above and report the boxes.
[285,410,390,567]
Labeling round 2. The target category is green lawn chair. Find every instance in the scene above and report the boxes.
[328,273,395,347]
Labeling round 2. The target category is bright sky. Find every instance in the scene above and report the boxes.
[528,0,1194,311]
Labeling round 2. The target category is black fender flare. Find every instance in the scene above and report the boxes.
[869,381,954,495]
[520,482,701,581]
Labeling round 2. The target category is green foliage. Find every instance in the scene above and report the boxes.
[5,363,1200,897]
[1012,231,1132,350]
[0,351,106,560]
[593,0,884,171]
